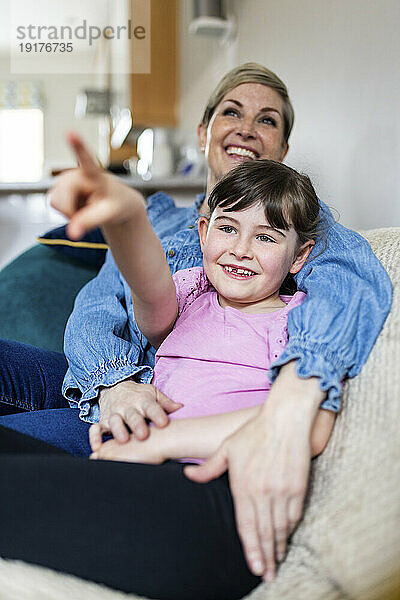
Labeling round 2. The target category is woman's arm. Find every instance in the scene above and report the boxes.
[186,211,392,583]
[62,250,148,423]
[186,362,326,582]
[63,246,183,440]
[273,200,392,410]
[91,399,336,462]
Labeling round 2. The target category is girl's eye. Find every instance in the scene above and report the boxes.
[257,234,276,243]
[220,225,236,234]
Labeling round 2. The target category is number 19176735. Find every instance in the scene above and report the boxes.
[18,42,73,52]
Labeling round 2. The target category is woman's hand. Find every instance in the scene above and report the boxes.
[89,381,182,452]
[90,427,167,464]
[49,132,145,240]
[184,361,324,583]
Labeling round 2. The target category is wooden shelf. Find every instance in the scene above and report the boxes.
[0,175,205,197]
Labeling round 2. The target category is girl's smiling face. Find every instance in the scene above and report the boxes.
[198,203,314,313]
[198,83,289,195]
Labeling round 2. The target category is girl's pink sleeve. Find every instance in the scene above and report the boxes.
[268,291,307,362]
[172,267,213,317]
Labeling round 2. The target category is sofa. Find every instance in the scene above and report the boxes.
[0,227,398,600]
[0,231,103,353]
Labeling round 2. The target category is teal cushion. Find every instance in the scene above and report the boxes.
[38,225,108,269]
[0,245,99,353]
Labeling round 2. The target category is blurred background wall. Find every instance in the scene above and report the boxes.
[0,0,398,239]
[180,0,400,229]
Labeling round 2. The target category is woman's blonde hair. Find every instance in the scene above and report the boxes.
[200,63,294,145]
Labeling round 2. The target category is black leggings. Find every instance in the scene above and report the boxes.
[0,426,260,600]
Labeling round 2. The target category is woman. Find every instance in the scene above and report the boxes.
[0,63,391,595]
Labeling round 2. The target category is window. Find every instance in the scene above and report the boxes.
[0,108,44,182]
[0,81,44,182]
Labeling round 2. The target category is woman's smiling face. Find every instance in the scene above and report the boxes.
[198,83,289,194]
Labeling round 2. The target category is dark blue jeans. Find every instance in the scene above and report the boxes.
[0,341,260,597]
[0,339,91,455]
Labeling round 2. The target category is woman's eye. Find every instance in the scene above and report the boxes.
[260,116,277,126]
[222,108,238,117]
[220,225,235,233]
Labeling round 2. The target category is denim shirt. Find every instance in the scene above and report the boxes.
[63,191,392,423]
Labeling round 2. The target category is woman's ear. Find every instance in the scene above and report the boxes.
[289,240,315,274]
[279,142,289,162]
[197,123,207,153]
[198,216,209,251]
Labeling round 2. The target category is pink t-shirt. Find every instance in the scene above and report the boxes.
[152,267,305,425]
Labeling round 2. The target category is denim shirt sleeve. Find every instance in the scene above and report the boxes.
[62,191,201,423]
[269,200,393,411]
[62,250,155,423]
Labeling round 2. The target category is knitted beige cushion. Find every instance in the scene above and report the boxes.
[0,228,398,600]
[245,227,400,600]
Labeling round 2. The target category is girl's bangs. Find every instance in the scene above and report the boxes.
[217,196,292,231]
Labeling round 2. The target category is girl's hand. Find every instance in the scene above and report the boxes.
[49,132,145,240]
[89,381,183,452]
[90,427,167,464]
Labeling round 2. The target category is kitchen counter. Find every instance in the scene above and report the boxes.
[0,175,205,197]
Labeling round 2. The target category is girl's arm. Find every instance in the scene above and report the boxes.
[91,404,336,462]
[102,205,177,348]
[51,133,177,349]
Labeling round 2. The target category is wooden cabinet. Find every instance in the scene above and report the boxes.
[109,0,178,165]
[130,0,178,127]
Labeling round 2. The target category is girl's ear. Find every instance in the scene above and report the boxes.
[197,123,207,153]
[198,216,209,251]
[289,240,315,274]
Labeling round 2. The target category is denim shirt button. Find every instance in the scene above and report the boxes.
[188,224,195,229]
[168,249,176,258]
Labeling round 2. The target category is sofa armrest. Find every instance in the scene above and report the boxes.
[0,244,99,353]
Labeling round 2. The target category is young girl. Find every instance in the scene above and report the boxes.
[53,144,336,465]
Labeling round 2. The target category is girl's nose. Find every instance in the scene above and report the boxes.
[230,238,253,260]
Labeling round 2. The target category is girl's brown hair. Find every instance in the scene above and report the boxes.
[207,159,320,247]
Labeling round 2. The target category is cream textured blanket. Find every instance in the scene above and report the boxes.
[0,228,398,600]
